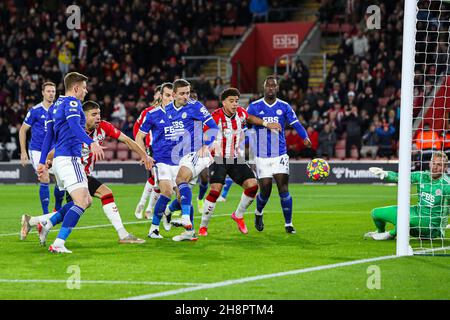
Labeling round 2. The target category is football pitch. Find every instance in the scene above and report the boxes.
[0,184,448,300]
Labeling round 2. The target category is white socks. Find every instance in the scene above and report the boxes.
[103,203,128,239]
[200,199,217,228]
[29,212,57,226]
[235,193,255,219]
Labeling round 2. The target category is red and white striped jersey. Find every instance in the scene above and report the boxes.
[133,104,157,148]
[209,107,248,159]
[81,120,121,175]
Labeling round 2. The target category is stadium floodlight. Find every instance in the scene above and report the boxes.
[398,0,450,256]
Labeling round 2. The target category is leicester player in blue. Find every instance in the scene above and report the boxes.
[135,82,177,239]
[247,75,311,234]
[36,72,105,253]
[19,82,65,229]
[164,79,219,241]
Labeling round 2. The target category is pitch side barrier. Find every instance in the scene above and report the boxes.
[0,160,401,184]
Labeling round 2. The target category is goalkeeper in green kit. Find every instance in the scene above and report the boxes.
[365,151,450,240]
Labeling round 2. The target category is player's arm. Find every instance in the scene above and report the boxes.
[66,102,105,160]
[19,123,31,166]
[118,132,154,170]
[247,114,281,131]
[286,106,311,147]
[368,169,421,183]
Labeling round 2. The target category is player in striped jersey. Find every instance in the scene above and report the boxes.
[247,75,311,234]
[133,84,173,220]
[198,88,281,235]
[25,100,153,245]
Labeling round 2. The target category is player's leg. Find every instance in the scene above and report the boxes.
[30,150,51,215]
[174,153,212,240]
[218,176,234,202]
[135,172,154,219]
[199,162,227,235]
[197,168,209,212]
[148,179,173,239]
[364,205,398,240]
[253,156,276,231]
[53,181,65,211]
[92,178,145,244]
[273,173,295,234]
[176,166,195,229]
[45,157,92,253]
[145,181,160,220]
[230,163,259,234]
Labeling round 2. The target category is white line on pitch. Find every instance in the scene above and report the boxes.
[0,210,365,238]
[120,254,401,300]
[0,279,205,286]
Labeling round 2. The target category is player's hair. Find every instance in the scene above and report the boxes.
[161,82,173,93]
[64,72,88,91]
[220,88,240,102]
[155,85,162,94]
[264,75,278,86]
[431,151,448,164]
[173,79,190,93]
[41,82,56,91]
[82,100,100,112]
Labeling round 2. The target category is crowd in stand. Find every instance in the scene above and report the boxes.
[1,0,448,161]
[277,0,450,160]
[0,0,297,160]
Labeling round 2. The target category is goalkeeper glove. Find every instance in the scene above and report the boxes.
[369,167,388,180]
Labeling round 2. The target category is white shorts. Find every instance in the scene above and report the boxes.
[29,150,41,171]
[29,150,54,175]
[255,154,290,179]
[179,152,214,181]
[52,156,88,194]
[155,162,179,187]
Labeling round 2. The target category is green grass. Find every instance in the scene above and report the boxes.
[0,184,448,300]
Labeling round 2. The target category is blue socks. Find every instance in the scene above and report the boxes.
[169,199,181,212]
[221,177,234,199]
[279,192,293,224]
[53,185,65,210]
[256,193,269,214]
[39,183,50,214]
[49,201,74,226]
[198,181,208,201]
[152,194,171,226]
[178,182,192,217]
[57,205,84,241]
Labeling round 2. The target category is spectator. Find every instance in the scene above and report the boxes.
[285,128,303,158]
[346,29,369,58]
[343,106,362,159]
[360,124,379,159]
[111,97,126,125]
[376,119,396,159]
[317,123,336,159]
[213,77,226,99]
[300,126,318,159]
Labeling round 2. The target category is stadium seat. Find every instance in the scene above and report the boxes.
[116,142,128,151]
[130,151,141,161]
[103,140,118,151]
[104,150,115,160]
[222,26,246,37]
[205,100,219,111]
[116,150,129,161]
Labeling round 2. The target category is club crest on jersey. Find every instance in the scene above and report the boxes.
[276,109,283,115]
[182,112,187,119]
[223,128,232,138]
[436,189,442,196]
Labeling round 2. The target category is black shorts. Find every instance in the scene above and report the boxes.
[65,175,103,202]
[209,159,255,186]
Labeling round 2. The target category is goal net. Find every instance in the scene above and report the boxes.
[403,0,450,256]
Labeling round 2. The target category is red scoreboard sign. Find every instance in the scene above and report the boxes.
[273,34,299,49]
